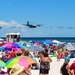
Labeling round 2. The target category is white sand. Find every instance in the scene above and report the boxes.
[30,57,75,75]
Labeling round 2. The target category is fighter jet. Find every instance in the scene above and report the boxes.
[21,21,42,28]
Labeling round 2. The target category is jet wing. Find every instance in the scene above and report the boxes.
[21,24,28,26]
[32,24,42,26]
[36,24,43,26]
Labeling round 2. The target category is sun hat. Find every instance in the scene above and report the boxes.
[65,56,70,61]
[10,64,24,75]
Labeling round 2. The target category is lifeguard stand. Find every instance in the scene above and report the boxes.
[6,33,20,42]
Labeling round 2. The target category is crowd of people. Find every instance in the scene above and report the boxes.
[0,43,75,75]
[0,47,53,75]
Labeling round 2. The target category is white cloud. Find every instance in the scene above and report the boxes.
[0,20,25,28]
[0,21,10,26]
[10,20,24,28]
[0,20,30,37]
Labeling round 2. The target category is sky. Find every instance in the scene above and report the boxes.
[0,0,75,37]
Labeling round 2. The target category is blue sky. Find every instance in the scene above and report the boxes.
[0,0,75,37]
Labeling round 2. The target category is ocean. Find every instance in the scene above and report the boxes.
[1,37,75,42]
[20,37,75,42]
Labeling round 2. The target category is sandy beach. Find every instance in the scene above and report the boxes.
[30,57,75,75]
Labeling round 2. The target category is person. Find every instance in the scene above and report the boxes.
[39,51,52,75]
[57,49,61,61]
[0,51,2,60]
[69,61,75,75]
[8,50,16,60]
[26,62,39,74]
[61,50,65,58]
[10,63,31,75]
[24,50,33,58]
[65,49,69,57]
[60,57,72,75]
[17,52,22,56]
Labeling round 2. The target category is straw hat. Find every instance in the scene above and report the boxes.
[10,64,24,75]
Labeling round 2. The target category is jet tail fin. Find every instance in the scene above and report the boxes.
[27,21,29,25]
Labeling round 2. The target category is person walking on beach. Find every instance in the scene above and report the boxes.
[39,51,52,75]
[60,57,72,75]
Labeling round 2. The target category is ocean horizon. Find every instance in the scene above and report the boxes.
[1,37,75,42]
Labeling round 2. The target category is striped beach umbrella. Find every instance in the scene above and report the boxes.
[6,56,37,68]
[0,60,6,68]
[0,42,25,50]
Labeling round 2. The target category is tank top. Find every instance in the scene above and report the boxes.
[61,63,69,75]
[40,60,50,70]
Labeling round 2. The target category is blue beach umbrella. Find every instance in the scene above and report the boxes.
[29,40,36,44]
[41,40,57,44]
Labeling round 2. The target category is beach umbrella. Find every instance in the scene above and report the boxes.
[64,43,75,51]
[21,42,27,47]
[29,40,36,44]
[13,48,23,53]
[0,38,4,41]
[0,42,25,50]
[28,46,43,52]
[41,40,57,44]
[0,60,6,68]
[6,56,37,68]
[52,40,64,45]
[26,43,32,47]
